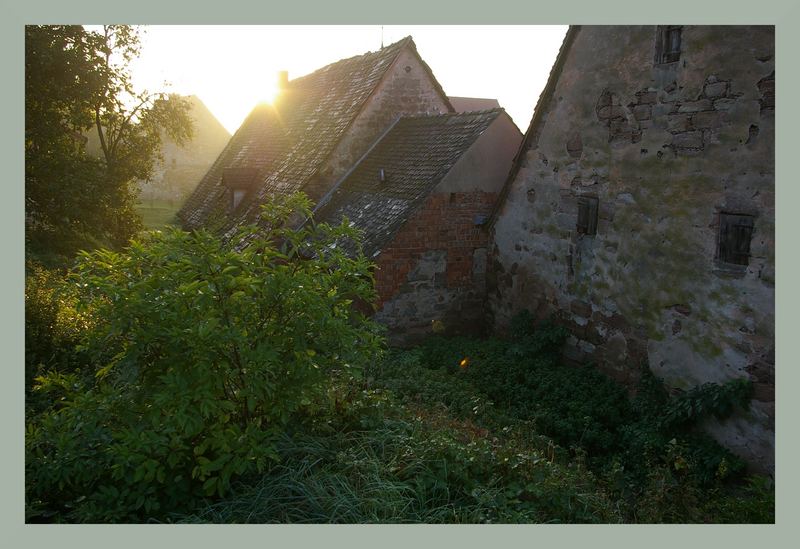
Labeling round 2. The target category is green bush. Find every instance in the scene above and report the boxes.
[26,193,384,522]
[25,262,94,393]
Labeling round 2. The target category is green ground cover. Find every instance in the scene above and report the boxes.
[135,199,181,229]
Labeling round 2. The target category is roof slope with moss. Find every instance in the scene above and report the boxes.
[314,109,503,257]
[178,36,452,234]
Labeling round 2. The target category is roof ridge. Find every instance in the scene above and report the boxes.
[400,107,504,119]
[289,35,412,85]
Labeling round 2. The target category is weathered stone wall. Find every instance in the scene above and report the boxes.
[374,191,496,344]
[489,26,774,471]
[307,47,451,202]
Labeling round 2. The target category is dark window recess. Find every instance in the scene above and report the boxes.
[718,213,755,265]
[576,196,599,236]
[655,25,682,65]
[222,167,258,211]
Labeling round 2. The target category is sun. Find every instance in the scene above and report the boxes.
[257,81,280,105]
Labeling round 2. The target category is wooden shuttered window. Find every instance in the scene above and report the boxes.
[718,213,755,266]
[576,196,599,236]
[655,25,682,65]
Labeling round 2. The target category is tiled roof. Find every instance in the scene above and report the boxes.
[178,36,451,233]
[314,109,503,257]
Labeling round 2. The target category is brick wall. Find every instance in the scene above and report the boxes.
[373,191,496,344]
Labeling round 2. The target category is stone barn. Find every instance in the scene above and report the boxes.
[178,37,521,342]
[488,25,774,471]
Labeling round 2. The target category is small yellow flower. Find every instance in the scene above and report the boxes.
[459,357,470,369]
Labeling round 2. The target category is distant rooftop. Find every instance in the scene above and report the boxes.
[448,96,501,113]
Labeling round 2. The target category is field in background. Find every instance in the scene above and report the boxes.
[136,199,182,229]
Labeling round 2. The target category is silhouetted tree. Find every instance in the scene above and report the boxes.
[25,25,193,263]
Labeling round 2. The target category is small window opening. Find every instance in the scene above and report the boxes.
[655,25,682,65]
[222,167,258,212]
[718,213,755,266]
[576,196,599,236]
[232,189,247,210]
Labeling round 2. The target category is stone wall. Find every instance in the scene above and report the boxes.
[489,26,774,471]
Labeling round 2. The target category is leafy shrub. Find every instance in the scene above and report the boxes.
[26,193,384,522]
[25,262,94,392]
[660,378,754,430]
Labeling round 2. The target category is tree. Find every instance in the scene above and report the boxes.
[25,25,193,263]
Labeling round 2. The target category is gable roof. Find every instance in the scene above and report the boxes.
[314,109,504,257]
[177,36,453,234]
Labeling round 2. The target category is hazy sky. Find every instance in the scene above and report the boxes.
[126,25,568,134]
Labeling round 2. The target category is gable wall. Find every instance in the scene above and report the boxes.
[372,116,521,344]
[437,112,522,194]
[489,25,774,471]
[373,190,497,345]
[306,47,451,202]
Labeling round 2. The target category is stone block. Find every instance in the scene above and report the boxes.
[599,202,615,221]
[616,192,635,204]
[667,114,692,132]
[570,299,593,318]
[692,110,723,129]
[633,105,651,120]
[651,103,673,119]
[679,99,713,113]
[704,81,728,98]
[712,98,736,111]
[578,339,597,355]
[671,131,704,149]
[636,91,657,105]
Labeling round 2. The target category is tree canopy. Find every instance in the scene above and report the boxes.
[25,25,193,263]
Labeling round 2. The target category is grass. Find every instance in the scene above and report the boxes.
[176,326,774,524]
[175,398,619,524]
[135,198,181,229]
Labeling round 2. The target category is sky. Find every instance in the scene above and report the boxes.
[125,25,568,134]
